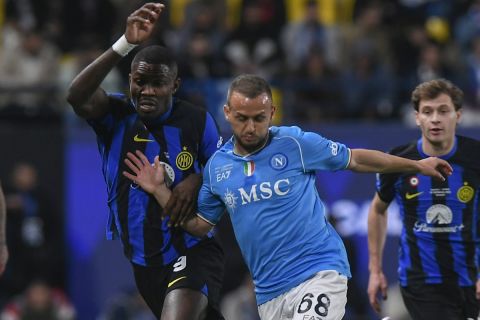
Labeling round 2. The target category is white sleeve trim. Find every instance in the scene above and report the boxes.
[196,213,216,226]
[344,148,352,169]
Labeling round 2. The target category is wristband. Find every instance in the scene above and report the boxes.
[112,35,137,57]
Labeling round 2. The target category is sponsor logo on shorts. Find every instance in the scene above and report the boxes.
[168,276,187,288]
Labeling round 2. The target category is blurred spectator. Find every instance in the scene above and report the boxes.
[224,1,283,77]
[341,42,394,119]
[285,49,342,122]
[0,280,75,320]
[455,0,480,53]
[0,163,65,306]
[5,0,62,42]
[175,1,230,79]
[415,42,452,84]
[98,288,155,320]
[464,36,480,108]
[221,275,259,320]
[282,0,339,71]
[339,2,392,72]
[60,0,116,52]
[0,29,60,115]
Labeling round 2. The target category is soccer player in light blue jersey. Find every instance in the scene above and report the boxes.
[123,74,453,320]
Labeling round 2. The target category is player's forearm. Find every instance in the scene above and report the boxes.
[182,216,213,237]
[368,207,388,273]
[350,149,421,174]
[66,49,122,118]
[152,183,172,208]
[152,185,211,236]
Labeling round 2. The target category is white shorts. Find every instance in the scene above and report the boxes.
[257,270,348,320]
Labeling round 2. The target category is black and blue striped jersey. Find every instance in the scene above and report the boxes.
[377,135,480,287]
[88,94,221,267]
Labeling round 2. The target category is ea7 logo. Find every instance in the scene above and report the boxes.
[215,164,233,182]
[216,170,231,182]
[238,179,290,205]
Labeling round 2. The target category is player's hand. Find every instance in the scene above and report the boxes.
[476,279,480,300]
[367,270,388,314]
[123,151,166,194]
[125,3,165,44]
[0,244,8,277]
[165,174,202,227]
[418,157,453,181]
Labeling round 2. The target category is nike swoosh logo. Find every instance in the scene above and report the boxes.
[168,276,186,288]
[133,134,154,143]
[405,192,423,200]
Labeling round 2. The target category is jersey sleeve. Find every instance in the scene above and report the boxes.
[197,158,225,225]
[86,93,126,139]
[294,128,350,172]
[375,172,398,203]
[199,112,222,166]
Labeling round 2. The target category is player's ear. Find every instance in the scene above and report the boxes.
[456,109,462,124]
[270,104,276,120]
[223,104,230,121]
[173,78,181,94]
[414,110,420,127]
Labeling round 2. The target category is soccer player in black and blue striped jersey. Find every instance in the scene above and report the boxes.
[67,3,224,319]
[368,79,480,319]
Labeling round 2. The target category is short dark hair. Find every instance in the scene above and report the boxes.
[131,45,178,78]
[411,79,463,111]
[227,74,272,105]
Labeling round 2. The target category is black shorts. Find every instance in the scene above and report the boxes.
[400,283,479,320]
[132,237,224,319]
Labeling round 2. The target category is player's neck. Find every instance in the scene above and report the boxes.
[421,135,455,157]
[234,134,270,157]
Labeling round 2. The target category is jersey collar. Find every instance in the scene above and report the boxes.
[142,99,174,127]
[417,136,457,160]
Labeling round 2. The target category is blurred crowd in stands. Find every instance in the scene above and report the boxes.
[1,0,480,125]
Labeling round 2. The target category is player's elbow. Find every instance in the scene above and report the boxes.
[66,87,86,116]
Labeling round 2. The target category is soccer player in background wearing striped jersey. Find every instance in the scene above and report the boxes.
[367,79,480,319]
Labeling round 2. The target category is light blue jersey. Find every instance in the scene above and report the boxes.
[198,126,352,305]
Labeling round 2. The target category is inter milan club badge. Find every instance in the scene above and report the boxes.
[243,160,255,176]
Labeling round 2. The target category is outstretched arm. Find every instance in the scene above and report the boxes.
[66,2,165,119]
[367,193,389,314]
[348,149,452,180]
[122,151,213,237]
[0,181,8,276]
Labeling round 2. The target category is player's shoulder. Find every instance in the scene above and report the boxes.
[457,135,480,152]
[205,142,233,173]
[106,92,135,117]
[270,125,313,141]
[456,135,480,166]
[173,98,207,118]
[387,141,418,159]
